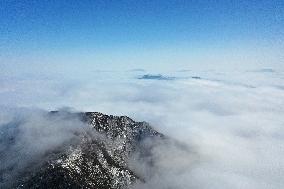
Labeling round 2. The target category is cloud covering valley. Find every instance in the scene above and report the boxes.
[0,69,284,188]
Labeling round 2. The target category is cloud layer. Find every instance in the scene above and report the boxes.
[0,69,284,188]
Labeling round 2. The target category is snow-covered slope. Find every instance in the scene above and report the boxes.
[7,111,162,189]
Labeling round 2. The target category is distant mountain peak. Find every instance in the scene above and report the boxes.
[138,74,176,80]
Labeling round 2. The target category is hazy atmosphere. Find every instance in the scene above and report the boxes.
[1,1,284,189]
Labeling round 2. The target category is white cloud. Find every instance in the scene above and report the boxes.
[0,70,284,188]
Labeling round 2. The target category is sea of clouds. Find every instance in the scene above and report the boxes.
[0,69,284,188]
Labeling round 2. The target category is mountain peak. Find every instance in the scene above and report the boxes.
[9,111,162,189]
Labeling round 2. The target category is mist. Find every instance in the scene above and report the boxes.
[0,69,284,188]
[0,108,89,187]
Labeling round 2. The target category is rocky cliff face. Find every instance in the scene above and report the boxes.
[12,111,163,189]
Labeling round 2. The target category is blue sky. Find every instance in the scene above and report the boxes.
[1,0,284,74]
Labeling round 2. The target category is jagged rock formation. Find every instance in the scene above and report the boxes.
[9,112,162,189]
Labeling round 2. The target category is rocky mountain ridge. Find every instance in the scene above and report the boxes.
[10,111,163,189]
